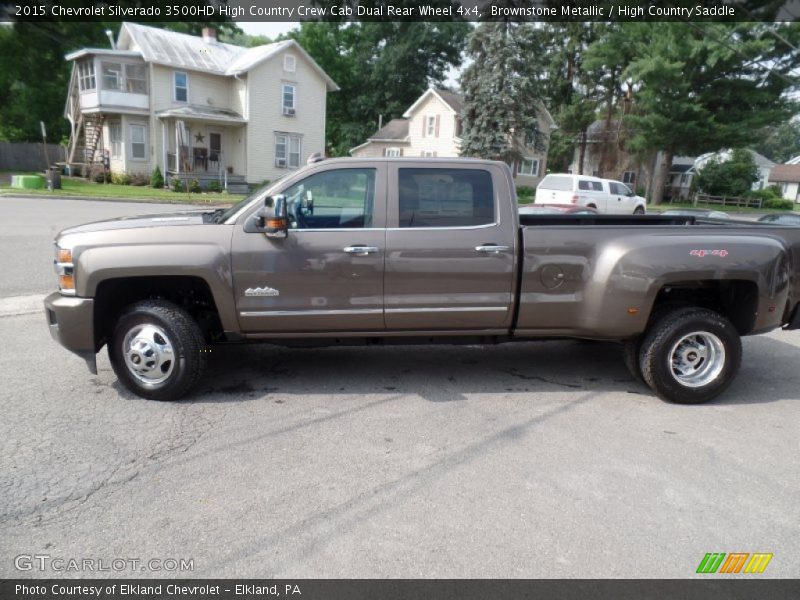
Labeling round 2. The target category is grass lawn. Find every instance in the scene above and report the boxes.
[0,174,244,204]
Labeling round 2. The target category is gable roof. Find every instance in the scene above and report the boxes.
[403,88,461,118]
[369,119,409,141]
[769,164,800,183]
[113,23,338,90]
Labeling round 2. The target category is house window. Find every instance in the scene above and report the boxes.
[282,84,296,116]
[174,72,188,102]
[623,171,636,185]
[519,157,540,177]
[283,54,296,72]
[109,121,122,158]
[426,116,436,137]
[129,124,147,160]
[101,62,123,91]
[384,147,401,157]
[275,133,301,168]
[78,60,95,91]
[421,151,437,158]
[125,64,147,94]
[680,173,690,186]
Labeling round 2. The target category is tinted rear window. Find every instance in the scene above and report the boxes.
[539,175,572,191]
[398,168,494,228]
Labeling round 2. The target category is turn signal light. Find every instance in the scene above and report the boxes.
[267,218,287,229]
[57,248,72,263]
[59,274,75,290]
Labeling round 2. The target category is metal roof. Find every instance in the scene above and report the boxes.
[155,105,246,124]
[65,48,143,61]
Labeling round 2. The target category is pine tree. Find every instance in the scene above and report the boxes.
[459,23,546,164]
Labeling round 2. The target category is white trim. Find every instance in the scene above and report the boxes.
[403,88,458,118]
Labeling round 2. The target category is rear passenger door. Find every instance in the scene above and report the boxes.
[578,179,606,212]
[383,164,516,331]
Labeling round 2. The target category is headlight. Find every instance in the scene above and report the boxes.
[54,246,75,295]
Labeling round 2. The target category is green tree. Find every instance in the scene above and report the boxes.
[614,23,798,204]
[459,23,546,163]
[695,149,760,197]
[754,120,800,163]
[291,21,469,155]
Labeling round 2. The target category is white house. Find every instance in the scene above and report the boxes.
[693,149,775,191]
[350,88,556,187]
[769,164,800,203]
[64,23,338,191]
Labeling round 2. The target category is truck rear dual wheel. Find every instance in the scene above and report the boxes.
[108,300,206,401]
[638,308,742,404]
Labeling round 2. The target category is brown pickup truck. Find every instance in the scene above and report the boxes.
[45,158,800,404]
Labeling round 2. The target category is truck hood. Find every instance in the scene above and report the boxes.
[59,210,211,235]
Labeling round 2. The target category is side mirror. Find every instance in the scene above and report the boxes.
[264,195,288,238]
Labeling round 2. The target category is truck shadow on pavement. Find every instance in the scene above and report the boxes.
[116,334,799,406]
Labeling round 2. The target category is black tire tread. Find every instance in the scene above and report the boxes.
[108,300,206,401]
[622,338,644,383]
[640,307,741,404]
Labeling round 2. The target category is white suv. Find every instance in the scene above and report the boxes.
[535,174,646,215]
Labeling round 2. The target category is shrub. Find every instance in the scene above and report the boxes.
[189,179,202,194]
[151,166,164,189]
[129,172,149,186]
[695,149,759,197]
[171,178,184,193]
[516,185,535,203]
[764,197,795,210]
[88,165,110,183]
[207,180,222,193]
[111,172,131,185]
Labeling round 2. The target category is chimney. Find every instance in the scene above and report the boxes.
[202,27,217,44]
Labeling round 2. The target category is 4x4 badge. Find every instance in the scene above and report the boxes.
[245,286,280,297]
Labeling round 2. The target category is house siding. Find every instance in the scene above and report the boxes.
[350,141,408,158]
[407,94,459,157]
[245,51,327,184]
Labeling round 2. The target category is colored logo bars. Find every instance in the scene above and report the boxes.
[696,553,773,574]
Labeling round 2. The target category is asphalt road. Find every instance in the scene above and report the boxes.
[1,196,798,579]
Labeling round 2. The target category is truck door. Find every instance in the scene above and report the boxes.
[383,164,516,331]
[232,164,387,333]
[609,181,633,214]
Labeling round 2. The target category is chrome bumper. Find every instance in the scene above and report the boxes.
[43,291,97,374]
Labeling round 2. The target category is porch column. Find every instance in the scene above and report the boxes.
[161,119,167,184]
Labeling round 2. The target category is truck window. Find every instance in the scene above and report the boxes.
[398,168,494,228]
[282,168,375,229]
[539,175,572,191]
[578,180,592,191]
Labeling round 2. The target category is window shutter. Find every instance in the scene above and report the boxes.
[399,148,403,157]
[382,148,386,157]
[422,118,426,138]
[435,115,440,137]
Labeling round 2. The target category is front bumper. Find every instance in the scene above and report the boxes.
[43,291,97,374]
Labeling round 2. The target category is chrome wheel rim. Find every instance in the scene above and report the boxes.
[669,331,725,388]
[122,324,175,385]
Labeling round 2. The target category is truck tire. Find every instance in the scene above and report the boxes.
[622,338,644,383]
[633,206,645,215]
[639,308,741,404]
[108,300,206,401]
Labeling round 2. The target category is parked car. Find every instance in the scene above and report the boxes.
[535,174,646,215]
[45,158,800,404]
[518,204,599,215]
[758,213,800,225]
[661,208,731,219]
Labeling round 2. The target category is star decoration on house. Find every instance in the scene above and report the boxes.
[195,133,205,143]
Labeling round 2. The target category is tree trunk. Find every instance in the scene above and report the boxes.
[651,150,673,206]
[577,130,587,175]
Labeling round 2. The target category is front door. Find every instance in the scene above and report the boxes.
[232,164,387,333]
[383,164,516,331]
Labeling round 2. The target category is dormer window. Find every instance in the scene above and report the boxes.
[283,54,296,72]
[174,72,188,103]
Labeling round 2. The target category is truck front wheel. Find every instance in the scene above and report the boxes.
[108,300,206,401]
[639,308,741,404]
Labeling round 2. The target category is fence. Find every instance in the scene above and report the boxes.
[693,193,763,209]
[0,142,66,172]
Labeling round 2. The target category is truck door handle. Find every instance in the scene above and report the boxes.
[475,245,510,253]
[343,245,379,256]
